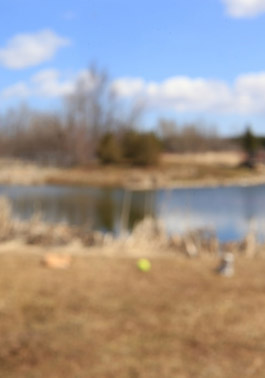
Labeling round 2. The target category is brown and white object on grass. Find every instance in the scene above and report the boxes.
[41,253,72,269]
[216,253,234,277]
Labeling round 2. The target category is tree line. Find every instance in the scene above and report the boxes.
[0,67,257,167]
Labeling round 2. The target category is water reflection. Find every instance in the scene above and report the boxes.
[0,184,265,242]
[95,189,116,231]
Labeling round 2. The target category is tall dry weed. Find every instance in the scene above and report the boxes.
[0,196,14,241]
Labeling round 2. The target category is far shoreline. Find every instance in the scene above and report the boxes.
[0,152,264,191]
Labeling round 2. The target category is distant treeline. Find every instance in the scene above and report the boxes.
[0,67,256,167]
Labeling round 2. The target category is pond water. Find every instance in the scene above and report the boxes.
[0,184,265,242]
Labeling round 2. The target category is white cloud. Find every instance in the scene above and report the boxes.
[31,69,74,97]
[0,68,114,105]
[222,0,265,18]
[0,69,74,99]
[112,72,265,115]
[234,72,265,112]
[0,68,107,100]
[1,82,30,98]
[0,30,70,69]
[113,78,145,97]
[3,69,265,116]
[147,77,232,112]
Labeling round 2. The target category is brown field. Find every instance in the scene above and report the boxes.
[0,151,265,189]
[0,252,265,378]
[161,151,243,166]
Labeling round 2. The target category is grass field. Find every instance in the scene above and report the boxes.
[0,152,265,189]
[0,253,265,377]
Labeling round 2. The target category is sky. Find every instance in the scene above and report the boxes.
[1,0,265,135]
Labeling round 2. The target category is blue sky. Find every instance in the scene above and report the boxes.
[1,0,265,134]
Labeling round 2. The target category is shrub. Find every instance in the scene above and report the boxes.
[240,126,259,169]
[241,126,258,156]
[97,132,122,164]
[122,130,161,166]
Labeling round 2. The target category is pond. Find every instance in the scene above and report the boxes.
[0,184,265,242]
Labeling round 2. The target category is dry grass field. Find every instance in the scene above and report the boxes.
[0,152,265,189]
[0,253,265,378]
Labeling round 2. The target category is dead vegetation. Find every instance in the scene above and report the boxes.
[0,196,264,261]
[0,197,265,376]
[0,152,265,190]
[0,253,265,377]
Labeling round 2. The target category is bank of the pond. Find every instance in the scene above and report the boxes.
[0,153,265,190]
[0,196,264,259]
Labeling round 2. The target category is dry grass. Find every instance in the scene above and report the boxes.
[1,152,265,189]
[0,253,265,377]
[161,151,243,166]
[0,197,262,260]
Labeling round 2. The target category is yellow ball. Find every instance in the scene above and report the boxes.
[137,258,151,272]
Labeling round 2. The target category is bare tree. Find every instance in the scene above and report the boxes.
[158,118,224,153]
[0,65,146,166]
[63,65,118,162]
[62,64,146,163]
